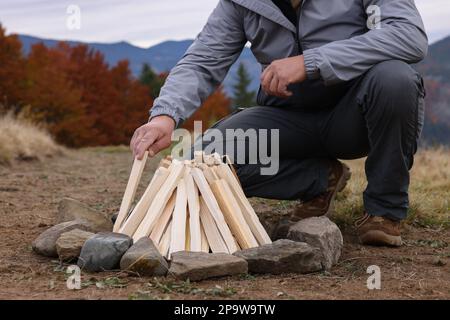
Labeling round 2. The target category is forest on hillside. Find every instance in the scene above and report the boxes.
[0,25,235,147]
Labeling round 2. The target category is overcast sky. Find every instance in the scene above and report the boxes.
[1,0,449,47]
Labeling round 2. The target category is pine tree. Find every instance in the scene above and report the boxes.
[139,63,165,99]
[232,62,256,108]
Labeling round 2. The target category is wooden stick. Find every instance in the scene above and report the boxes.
[169,178,188,256]
[149,193,176,244]
[119,167,170,236]
[114,151,148,231]
[200,223,210,253]
[234,238,241,251]
[199,196,228,253]
[159,158,172,169]
[194,151,204,163]
[159,220,172,258]
[132,161,184,241]
[215,163,272,245]
[191,168,237,253]
[185,172,202,252]
[185,213,191,251]
[204,154,216,166]
[202,165,219,185]
[200,164,216,184]
[224,154,241,186]
[211,152,223,165]
[210,179,258,249]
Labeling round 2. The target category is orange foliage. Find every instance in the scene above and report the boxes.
[0,25,25,106]
[110,60,152,143]
[0,24,153,147]
[0,24,233,147]
[23,43,91,146]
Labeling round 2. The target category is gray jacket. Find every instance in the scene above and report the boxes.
[150,0,428,125]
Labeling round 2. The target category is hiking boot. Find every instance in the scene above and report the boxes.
[291,160,351,221]
[355,213,402,247]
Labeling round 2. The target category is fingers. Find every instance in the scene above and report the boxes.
[269,75,279,96]
[262,57,307,97]
[277,81,293,98]
[134,129,159,160]
[261,69,274,95]
[262,71,292,97]
[148,137,171,157]
[261,65,270,82]
[261,65,292,97]
[130,128,144,152]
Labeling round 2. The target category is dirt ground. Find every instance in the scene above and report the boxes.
[0,147,448,300]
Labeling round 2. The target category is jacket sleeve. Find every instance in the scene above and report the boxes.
[150,0,246,125]
[303,0,428,85]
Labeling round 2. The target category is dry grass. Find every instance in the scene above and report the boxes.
[0,113,64,165]
[335,148,450,229]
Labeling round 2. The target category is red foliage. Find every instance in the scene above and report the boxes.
[0,25,25,106]
[0,24,233,147]
[0,24,153,147]
[23,43,92,146]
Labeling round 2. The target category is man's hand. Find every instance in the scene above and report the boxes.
[130,115,176,160]
[261,55,307,98]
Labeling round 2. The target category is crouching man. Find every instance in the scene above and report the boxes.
[130,0,427,246]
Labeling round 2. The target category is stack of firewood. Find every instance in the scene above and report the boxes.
[113,151,272,259]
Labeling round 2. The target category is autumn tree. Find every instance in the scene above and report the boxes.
[65,43,119,145]
[0,25,158,147]
[23,43,92,146]
[0,24,25,109]
[232,62,255,108]
[111,60,153,143]
[64,44,152,146]
[21,42,153,146]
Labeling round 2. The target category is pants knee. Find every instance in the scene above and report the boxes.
[361,60,425,118]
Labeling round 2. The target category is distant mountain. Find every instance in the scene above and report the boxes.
[17,34,450,145]
[417,36,450,145]
[418,35,450,84]
[18,35,260,95]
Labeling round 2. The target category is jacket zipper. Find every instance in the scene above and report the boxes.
[295,23,301,54]
[295,2,303,54]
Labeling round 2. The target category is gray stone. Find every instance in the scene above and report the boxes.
[32,221,91,257]
[233,239,323,274]
[287,216,343,270]
[77,232,133,272]
[57,198,113,232]
[271,218,294,240]
[56,229,94,262]
[169,251,248,281]
[120,238,168,276]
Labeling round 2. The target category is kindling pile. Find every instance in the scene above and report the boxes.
[113,151,272,259]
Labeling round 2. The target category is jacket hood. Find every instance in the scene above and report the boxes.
[230,0,297,32]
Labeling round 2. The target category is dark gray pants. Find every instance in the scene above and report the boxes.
[199,61,425,221]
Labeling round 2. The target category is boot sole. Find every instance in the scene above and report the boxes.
[359,230,402,247]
